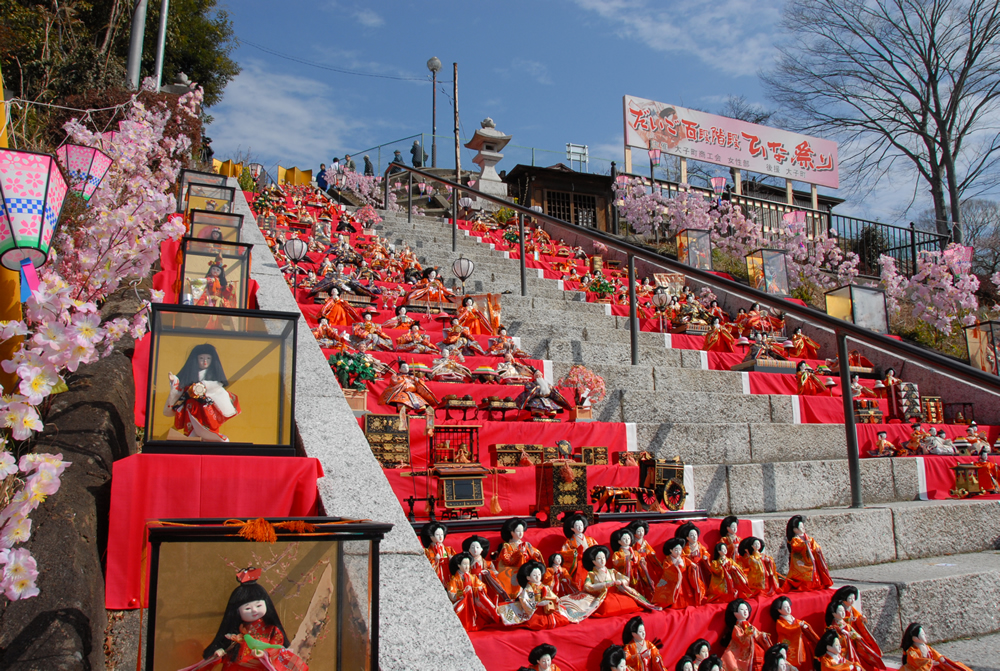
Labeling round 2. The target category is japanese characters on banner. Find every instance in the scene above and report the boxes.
[623,95,840,189]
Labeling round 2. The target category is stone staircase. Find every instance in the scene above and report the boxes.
[374,210,1000,655]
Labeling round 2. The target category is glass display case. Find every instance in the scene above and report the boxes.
[185,183,236,216]
[177,168,228,213]
[676,228,712,270]
[824,284,889,334]
[145,517,392,671]
[189,210,245,243]
[144,304,298,455]
[964,321,1000,375]
[745,248,790,296]
[180,237,252,310]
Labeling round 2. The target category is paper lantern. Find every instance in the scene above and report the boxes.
[964,321,1000,375]
[452,256,475,293]
[710,177,727,195]
[825,284,889,334]
[55,144,113,201]
[745,248,790,296]
[0,149,69,270]
[647,147,662,167]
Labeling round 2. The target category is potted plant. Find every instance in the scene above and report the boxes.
[329,351,378,412]
[556,365,607,422]
[587,272,615,303]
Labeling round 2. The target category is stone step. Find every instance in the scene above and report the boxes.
[611,389,785,424]
[544,338,701,368]
[898,630,1000,670]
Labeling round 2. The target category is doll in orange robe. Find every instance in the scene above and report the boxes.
[704,317,737,353]
[560,512,599,591]
[832,586,884,665]
[197,568,308,671]
[457,296,496,335]
[796,361,831,396]
[720,598,772,671]
[974,448,1000,493]
[737,537,781,598]
[704,542,750,604]
[420,522,455,585]
[581,545,661,618]
[319,288,361,326]
[826,600,886,671]
[627,520,662,597]
[404,268,456,305]
[379,362,439,420]
[783,515,833,591]
[544,552,575,597]
[720,516,742,558]
[770,596,819,668]
[623,616,667,671]
[497,561,574,630]
[194,257,238,309]
[601,646,629,671]
[611,527,658,601]
[814,630,864,671]
[462,535,494,579]
[786,327,820,359]
[445,552,499,632]
[675,522,711,582]
[495,517,545,599]
[900,623,973,671]
[528,643,563,671]
[651,538,704,609]
[165,344,241,442]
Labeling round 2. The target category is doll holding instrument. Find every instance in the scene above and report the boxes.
[164,344,241,442]
[193,254,238,310]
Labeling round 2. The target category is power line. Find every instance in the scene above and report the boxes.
[236,37,438,82]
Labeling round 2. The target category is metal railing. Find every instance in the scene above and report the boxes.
[383,163,1000,511]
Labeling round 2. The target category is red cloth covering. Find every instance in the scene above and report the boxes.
[921,454,1000,499]
[133,332,152,427]
[364,376,562,419]
[855,424,1000,457]
[105,454,324,608]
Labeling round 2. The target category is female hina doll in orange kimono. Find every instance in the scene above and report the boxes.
[611,527,657,601]
[814,630,864,671]
[738,302,773,336]
[561,512,599,591]
[528,643,562,671]
[651,538,704,609]
[786,327,820,359]
[382,305,416,330]
[676,522,711,581]
[544,552,575,597]
[404,268,456,305]
[194,256,238,309]
[720,517,742,558]
[770,596,820,669]
[581,545,661,618]
[900,623,973,671]
[351,310,393,352]
[826,601,886,671]
[737,537,781,598]
[496,561,580,630]
[319,288,361,326]
[796,361,830,397]
[420,522,455,585]
[704,542,751,604]
[379,362,439,423]
[488,326,529,358]
[495,517,545,598]
[457,296,496,335]
[439,318,488,356]
[720,599,772,671]
[623,616,667,671]
[396,323,440,354]
[704,317,737,353]
[783,515,833,592]
[831,586,884,665]
[195,568,308,671]
[627,520,662,598]
[165,344,241,442]
[446,552,499,632]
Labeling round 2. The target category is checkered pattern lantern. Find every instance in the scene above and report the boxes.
[0,149,69,270]
[56,144,113,201]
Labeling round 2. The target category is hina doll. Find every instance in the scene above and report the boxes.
[602,645,629,671]
[430,349,472,382]
[850,375,877,399]
[882,367,901,388]
[497,561,574,630]
[378,362,439,422]
[704,318,737,353]
[611,527,656,600]
[739,303,770,335]
[796,361,830,396]
[770,596,819,668]
[351,310,393,352]
[831,586,884,664]
[676,523,711,579]
[457,296,496,335]
[974,447,1000,492]
[462,535,494,578]
[396,323,440,354]
[581,545,661,618]
[199,568,308,671]
[708,300,728,323]
[516,370,573,419]
[496,517,545,597]
[783,515,832,591]
[900,623,973,671]
[737,537,781,597]
[560,512,599,591]
[826,600,886,671]
[720,516,741,557]
[544,552,575,597]
[675,657,696,671]
[628,520,662,594]
[528,643,562,671]
[623,616,667,671]
[651,538,704,609]
[686,640,712,668]
[704,542,750,604]
[446,552,499,631]
[404,268,456,305]
[868,431,898,458]
[903,424,929,455]
[319,288,361,326]
[496,354,535,383]
[814,627,863,671]
[420,522,455,584]
[786,327,820,359]
[383,305,416,330]
[720,599,772,671]
[487,326,529,358]
[439,318,488,356]
[194,256,237,309]
[699,657,725,671]
[165,344,241,442]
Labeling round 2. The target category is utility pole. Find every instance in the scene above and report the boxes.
[153,0,170,91]
[453,63,460,186]
[427,57,441,168]
[126,0,149,90]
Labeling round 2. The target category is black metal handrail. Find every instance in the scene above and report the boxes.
[383,164,1000,509]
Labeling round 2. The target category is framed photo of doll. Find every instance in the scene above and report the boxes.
[177,169,229,213]
[189,210,245,244]
[180,238,253,310]
[186,183,236,217]
[145,517,392,671]
[143,304,298,455]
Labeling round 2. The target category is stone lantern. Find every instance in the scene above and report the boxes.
[464,118,511,208]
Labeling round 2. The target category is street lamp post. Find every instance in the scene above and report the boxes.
[427,57,441,168]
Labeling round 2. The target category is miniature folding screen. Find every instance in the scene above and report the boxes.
[144,304,298,455]
[185,183,236,217]
[177,168,229,213]
[145,518,392,671]
[188,209,245,244]
[180,237,252,310]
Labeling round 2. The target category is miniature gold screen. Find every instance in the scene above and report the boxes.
[182,240,249,310]
[826,287,853,323]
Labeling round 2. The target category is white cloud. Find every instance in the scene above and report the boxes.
[511,59,553,86]
[354,9,384,27]
[574,0,783,78]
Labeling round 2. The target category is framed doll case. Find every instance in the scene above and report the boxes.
[143,304,298,456]
[189,210,245,244]
[145,517,392,671]
[177,168,229,213]
[185,183,236,217]
[180,237,253,310]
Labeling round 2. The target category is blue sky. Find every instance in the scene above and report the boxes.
[206,0,969,224]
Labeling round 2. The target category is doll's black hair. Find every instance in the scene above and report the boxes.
[528,643,557,665]
[831,584,859,607]
[698,656,723,671]
[719,516,739,536]
[419,521,447,549]
[206,260,229,288]
[582,545,611,571]
[662,537,685,555]
[762,643,789,671]
[448,552,472,576]
[720,598,751,648]
[686,638,711,660]
[785,515,806,543]
[562,511,590,538]
[177,343,229,389]
[675,522,700,541]
[610,527,633,549]
[462,296,475,307]
[711,541,727,561]
[395,305,407,315]
[621,615,645,647]
[628,519,650,538]
[769,595,791,622]
[795,360,810,373]
[501,517,527,543]
[738,536,765,557]
[547,551,562,568]
[900,623,923,664]
[461,535,490,558]
[813,629,841,670]
[600,645,627,671]
[516,561,546,588]
[202,579,288,660]
[825,599,848,626]
[675,656,696,671]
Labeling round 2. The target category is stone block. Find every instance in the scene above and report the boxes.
[891,457,920,502]
[892,500,1000,560]
[637,421,750,464]
[692,464,730,515]
[652,366,743,394]
[621,390,773,424]
[748,423,847,462]
[862,456,898,504]
[757,507,896,572]
[678,349,704,369]
[768,395,795,423]
[852,583,901,652]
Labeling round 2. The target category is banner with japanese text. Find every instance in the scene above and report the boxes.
[623,95,839,189]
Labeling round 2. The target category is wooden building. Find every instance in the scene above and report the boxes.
[504,164,614,232]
